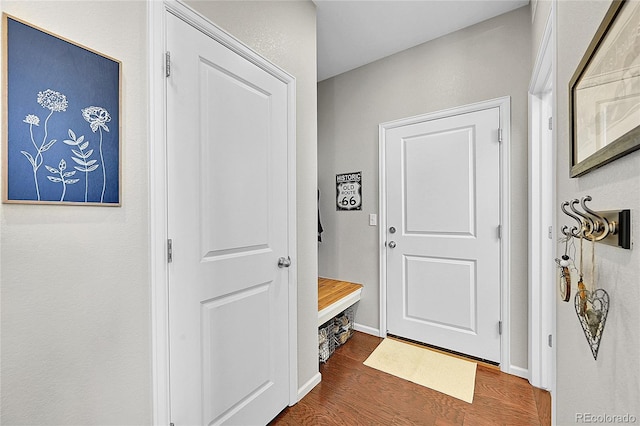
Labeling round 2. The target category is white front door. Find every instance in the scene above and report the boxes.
[167,12,293,425]
[384,106,502,362]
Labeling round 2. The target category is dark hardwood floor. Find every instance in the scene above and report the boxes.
[270,332,550,425]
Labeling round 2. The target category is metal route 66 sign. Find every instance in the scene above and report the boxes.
[336,171,362,211]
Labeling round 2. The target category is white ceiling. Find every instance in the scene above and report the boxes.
[315,0,529,81]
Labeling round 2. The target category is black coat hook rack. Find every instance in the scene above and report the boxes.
[560,196,631,249]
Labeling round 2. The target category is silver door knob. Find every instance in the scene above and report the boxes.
[278,256,291,268]
[388,241,396,248]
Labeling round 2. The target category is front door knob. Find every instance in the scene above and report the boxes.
[388,241,396,249]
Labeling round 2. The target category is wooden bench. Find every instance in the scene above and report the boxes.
[318,277,363,326]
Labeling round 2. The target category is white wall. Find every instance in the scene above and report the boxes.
[0,1,151,424]
[318,6,532,370]
[555,1,640,423]
[184,0,319,395]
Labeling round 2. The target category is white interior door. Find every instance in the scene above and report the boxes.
[385,106,502,363]
[166,12,292,425]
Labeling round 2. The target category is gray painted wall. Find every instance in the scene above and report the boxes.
[318,6,532,370]
[0,1,151,424]
[531,0,552,64]
[555,1,640,423]
[185,0,319,397]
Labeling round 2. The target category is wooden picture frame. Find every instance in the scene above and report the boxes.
[2,14,121,205]
[569,0,640,177]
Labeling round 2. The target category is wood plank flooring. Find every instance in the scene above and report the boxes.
[270,332,550,426]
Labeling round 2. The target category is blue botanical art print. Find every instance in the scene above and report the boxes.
[3,14,121,205]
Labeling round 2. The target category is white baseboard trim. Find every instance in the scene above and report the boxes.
[296,372,321,403]
[508,365,529,380]
[354,322,380,336]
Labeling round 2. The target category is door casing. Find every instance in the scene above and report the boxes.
[528,3,556,414]
[149,1,298,424]
[378,97,513,375]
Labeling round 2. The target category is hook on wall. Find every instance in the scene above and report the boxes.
[560,195,631,249]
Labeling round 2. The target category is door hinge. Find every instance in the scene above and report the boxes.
[165,51,171,77]
[548,334,553,347]
[498,321,503,335]
[548,225,553,239]
[497,225,502,239]
[170,423,175,426]
[548,117,553,130]
[167,239,173,263]
[498,128,503,143]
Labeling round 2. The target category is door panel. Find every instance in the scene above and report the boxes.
[405,255,476,333]
[404,128,475,235]
[386,107,501,362]
[199,59,270,254]
[167,13,290,425]
[202,285,271,422]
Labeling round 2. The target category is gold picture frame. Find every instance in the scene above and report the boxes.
[569,0,640,177]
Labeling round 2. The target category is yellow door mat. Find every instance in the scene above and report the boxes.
[363,338,477,403]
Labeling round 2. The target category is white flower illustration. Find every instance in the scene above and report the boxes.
[81,106,111,133]
[46,158,79,202]
[82,105,111,202]
[23,114,40,126]
[37,89,68,112]
[21,89,67,200]
[64,128,99,203]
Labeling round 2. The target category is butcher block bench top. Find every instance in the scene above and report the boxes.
[318,277,363,326]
